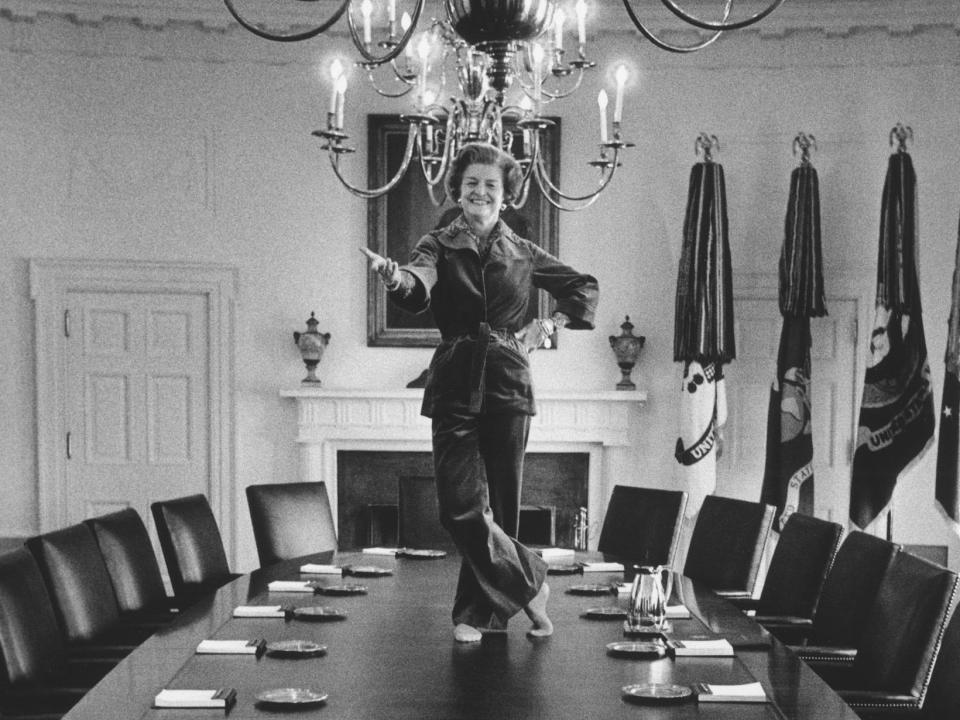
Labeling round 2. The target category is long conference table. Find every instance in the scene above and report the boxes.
[64,551,860,719]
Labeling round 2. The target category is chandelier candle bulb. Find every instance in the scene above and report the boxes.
[387,0,396,25]
[554,9,565,51]
[576,0,588,47]
[360,0,373,45]
[614,65,627,124]
[334,75,347,130]
[597,89,608,144]
[532,43,545,116]
[417,36,430,108]
[328,59,343,115]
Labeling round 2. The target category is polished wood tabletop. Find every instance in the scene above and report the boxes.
[64,551,859,719]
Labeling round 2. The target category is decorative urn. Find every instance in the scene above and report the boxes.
[293,312,331,384]
[609,315,645,391]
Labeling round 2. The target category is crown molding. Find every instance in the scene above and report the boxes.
[1,1,957,37]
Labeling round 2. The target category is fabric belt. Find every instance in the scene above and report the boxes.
[467,322,492,413]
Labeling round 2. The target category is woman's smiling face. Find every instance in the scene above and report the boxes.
[459,163,504,231]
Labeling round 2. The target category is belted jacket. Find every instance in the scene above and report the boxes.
[389,215,599,417]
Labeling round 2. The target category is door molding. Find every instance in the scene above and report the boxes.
[29,259,238,555]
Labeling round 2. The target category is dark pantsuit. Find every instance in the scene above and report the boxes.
[432,412,547,629]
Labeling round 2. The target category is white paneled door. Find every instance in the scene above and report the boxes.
[64,291,209,526]
[718,295,859,525]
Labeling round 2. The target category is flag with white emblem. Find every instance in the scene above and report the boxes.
[850,138,935,530]
[935,212,960,534]
[674,137,735,517]
[761,144,826,530]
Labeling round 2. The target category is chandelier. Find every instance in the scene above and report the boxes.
[223,1,787,211]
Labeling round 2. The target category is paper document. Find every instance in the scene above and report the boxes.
[300,564,342,574]
[154,688,236,709]
[695,681,767,702]
[267,580,315,593]
[233,605,285,618]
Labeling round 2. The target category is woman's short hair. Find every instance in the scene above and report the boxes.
[445,143,524,204]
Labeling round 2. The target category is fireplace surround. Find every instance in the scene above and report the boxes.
[280,388,646,550]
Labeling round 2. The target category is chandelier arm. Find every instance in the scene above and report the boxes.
[535,168,603,212]
[541,67,585,102]
[658,0,787,32]
[620,0,728,53]
[222,0,350,43]
[346,0,425,65]
[534,146,621,203]
[427,182,448,207]
[326,124,419,199]
[364,66,416,99]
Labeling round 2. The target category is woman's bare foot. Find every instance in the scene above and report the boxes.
[524,582,553,637]
[453,623,483,643]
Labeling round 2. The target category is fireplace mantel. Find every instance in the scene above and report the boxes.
[280,388,646,548]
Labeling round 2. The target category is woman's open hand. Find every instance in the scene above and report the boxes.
[360,247,401,289]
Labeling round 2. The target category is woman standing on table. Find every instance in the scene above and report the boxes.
[363,143,598,643]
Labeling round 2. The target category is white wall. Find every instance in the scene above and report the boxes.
[2,3,959,571]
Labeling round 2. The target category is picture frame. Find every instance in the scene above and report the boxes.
[365,114,560,347]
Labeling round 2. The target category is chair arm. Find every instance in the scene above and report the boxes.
[755,617,813,645]
[838,689,922,717]
[790,644,857,664]
[713,589,754,599]
[726,596,760,610]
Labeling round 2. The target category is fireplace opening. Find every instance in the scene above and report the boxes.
[336,451,589,550]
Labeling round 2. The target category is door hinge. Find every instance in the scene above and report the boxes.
[64,309,70,338]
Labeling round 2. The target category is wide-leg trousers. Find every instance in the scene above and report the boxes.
[432,412,548,629]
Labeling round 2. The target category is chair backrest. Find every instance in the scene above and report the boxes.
[683,495,776,594]
[246,482,338,567]
[852,551,958,703]
[398,475,455,550]
[0,548,67,685]
[24,523,123,643]
[921,603,960,719]
[85,508,169,614]
[756,512,843,618]
[809,531,900,647]
[597,486,688,568]
[151,494,232,600]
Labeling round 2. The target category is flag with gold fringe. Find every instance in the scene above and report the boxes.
[761,144,827,530]
[935,211,960,535]
[850,138,935,531]
[674,137,735,517]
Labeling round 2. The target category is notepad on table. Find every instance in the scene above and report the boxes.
[665,604,691,619]
[300,563,342,575]
[233,605,286,618]
[362,547,401,555]
[536,547,575,561]
[580,561,624,572]
[196,639,265,655]
[694,681,767,702]
[154,688,237,709]
[668,638,734,656]
[267,580,316,593]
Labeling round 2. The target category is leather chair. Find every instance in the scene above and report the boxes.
[683,494,776,596]
[85,508,178,620]
[916,603,960,719]
[398,475,455,550]
[597,485,688,569]
[805,551,958,717]
[733,513,843,634]
[151,494,239,605]
[0,548,115,718]
[25,523,158,656]
[246,481,338,567]
[781,531,900,653]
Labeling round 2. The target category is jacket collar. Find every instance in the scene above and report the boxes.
[434,214,517,251]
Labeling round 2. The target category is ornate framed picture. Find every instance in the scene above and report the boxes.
[365,114,560,347]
